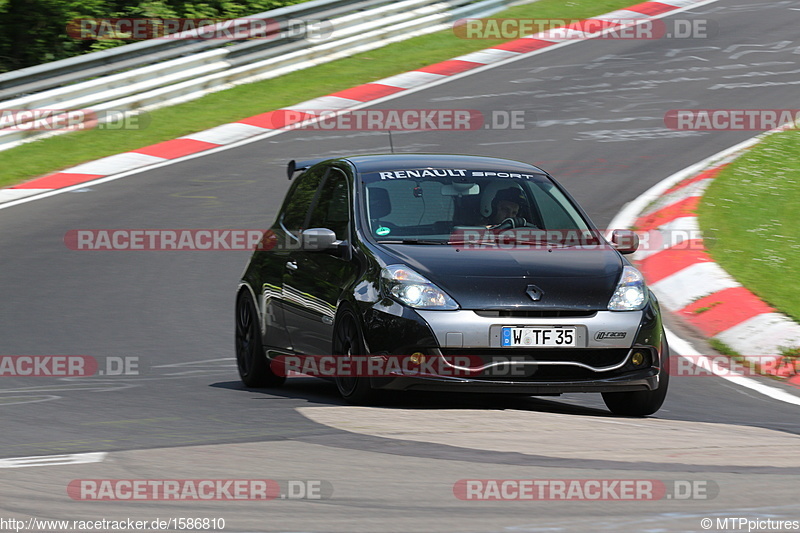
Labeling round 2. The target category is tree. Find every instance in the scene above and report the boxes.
[0,0,306,73]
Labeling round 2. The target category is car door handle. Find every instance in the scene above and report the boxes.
[285,261,298,271]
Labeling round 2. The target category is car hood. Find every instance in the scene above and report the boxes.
[377,244,623,310]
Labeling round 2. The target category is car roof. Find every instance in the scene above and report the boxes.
[340,154,548,175]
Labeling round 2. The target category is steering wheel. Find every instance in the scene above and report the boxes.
[487,217,538,230]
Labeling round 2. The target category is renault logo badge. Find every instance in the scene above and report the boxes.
[526,285,543,301]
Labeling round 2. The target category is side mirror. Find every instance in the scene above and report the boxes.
[302,228,338,251]
[610,229,639,254]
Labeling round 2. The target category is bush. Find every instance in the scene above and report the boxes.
[0,0,307,73]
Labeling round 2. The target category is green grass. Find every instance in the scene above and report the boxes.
[781,346,800,359]
[708,338,739,357]
[692,301,721,314]
[0,0,639,187]
[697,130,800,323]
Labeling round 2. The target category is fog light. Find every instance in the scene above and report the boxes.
[631,351,646,366]
[410,352,426,365]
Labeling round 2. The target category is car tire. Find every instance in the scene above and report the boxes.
[236,290,286,388]
[333,309,377,405]
[602,337,670,416]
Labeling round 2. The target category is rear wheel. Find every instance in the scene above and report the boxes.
[333,310,377,404]
[602,338,670,416]
[235,290,285,388]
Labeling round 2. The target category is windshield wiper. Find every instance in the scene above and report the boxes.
[512,238,568,247]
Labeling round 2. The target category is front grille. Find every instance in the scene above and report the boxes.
[473,310,597,318]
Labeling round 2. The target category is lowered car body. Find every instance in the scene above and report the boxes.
[235,154,669,416]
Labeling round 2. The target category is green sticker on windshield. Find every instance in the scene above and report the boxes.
[376,226,391,236]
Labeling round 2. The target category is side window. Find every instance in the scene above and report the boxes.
[307,168,350,240]
[280,167,327,233]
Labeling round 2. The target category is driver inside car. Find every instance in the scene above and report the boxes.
[484,187,535,228]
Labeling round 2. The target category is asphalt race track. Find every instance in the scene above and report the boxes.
[2,1,800,531]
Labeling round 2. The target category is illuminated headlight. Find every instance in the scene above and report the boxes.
[608,266,648,311]
[381,265,459,310]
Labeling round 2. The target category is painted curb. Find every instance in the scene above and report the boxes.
[1,0,711,204]
[628,131,800,386]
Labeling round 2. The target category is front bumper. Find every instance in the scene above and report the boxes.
[360,301,664,394]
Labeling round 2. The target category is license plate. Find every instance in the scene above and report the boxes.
[501,326,577,347]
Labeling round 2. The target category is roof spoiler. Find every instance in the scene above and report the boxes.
[287,158,327,180]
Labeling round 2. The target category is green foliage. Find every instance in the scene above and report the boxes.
[0,0,307,72]
[698,130,800,322]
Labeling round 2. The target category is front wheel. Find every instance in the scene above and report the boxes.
[333,310,377,405]
[602,338,670,416]
[235,290,285,388]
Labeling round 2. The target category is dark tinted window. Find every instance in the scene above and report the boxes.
[361,171,591,240]
[281,167,326,232]
[307,168,350,240]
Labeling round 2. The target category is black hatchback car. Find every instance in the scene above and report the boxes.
[236,154,669,416]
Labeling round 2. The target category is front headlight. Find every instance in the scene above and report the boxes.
[381,265,459,310]
[608,265,648,311]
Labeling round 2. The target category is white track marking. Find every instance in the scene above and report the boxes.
[667,327,800,407]
[0,452,106,468]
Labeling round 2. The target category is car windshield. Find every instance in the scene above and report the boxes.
[360,169,597,245]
